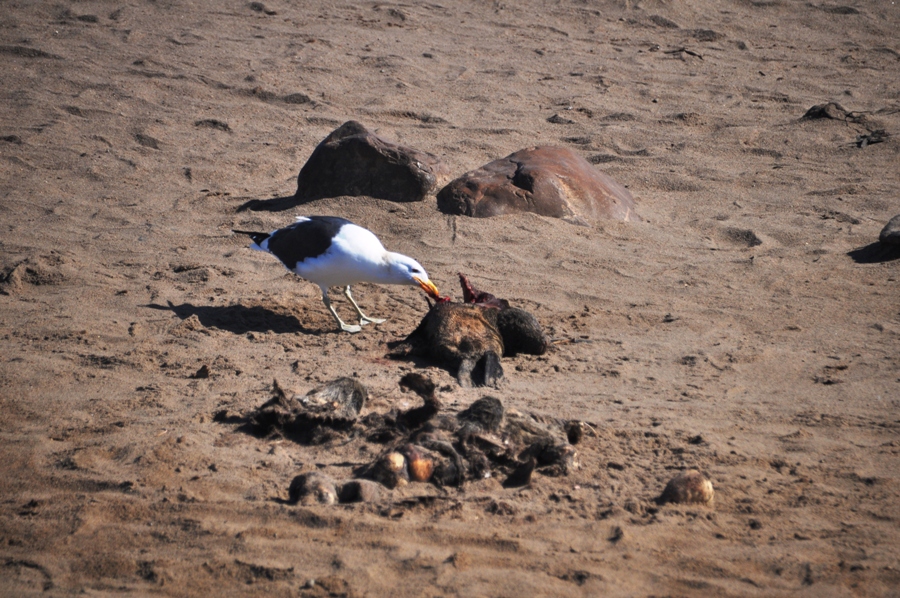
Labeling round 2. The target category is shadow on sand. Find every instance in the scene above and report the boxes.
[237,194,322,213]
[847,242,900,264]
[145,301,324,335]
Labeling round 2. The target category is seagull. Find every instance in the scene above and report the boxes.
[234,216,439,333]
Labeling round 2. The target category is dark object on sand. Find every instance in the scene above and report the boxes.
[396,372,442,429]
[457,395,504,435]
[288,471,339,505]
[249,377,366,443]
[337,479,383,503]
[256,375,584,500]
[437,146,639,225]
[295,121,449,202]
[356,385,581,491]
[801,102,854,121]
[389,273,548,387]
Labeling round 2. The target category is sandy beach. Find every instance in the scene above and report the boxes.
[1,1,898,595]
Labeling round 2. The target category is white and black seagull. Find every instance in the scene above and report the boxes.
[234,216,439,333]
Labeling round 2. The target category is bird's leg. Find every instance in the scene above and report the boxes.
[343,286,386,326]
[321,289,362,333]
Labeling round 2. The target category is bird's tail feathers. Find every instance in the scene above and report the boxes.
[233,229,271,251]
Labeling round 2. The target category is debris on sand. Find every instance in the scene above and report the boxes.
[357,391,580,491]
[244,375,583,501]
[249,377,366,444]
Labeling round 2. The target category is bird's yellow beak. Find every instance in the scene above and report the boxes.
[414,277,440,300]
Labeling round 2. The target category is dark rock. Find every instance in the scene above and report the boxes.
[801,102,851,121]
[692,29,724,42]
[190,365,210,379]
[194,119,231,132]
[547,113,575,125]
[649,15,679,28]
[437,146,639,224]
[294,121,449,202]
[879,214,900,245]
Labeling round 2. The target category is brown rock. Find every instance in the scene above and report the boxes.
[295,121,449,202]
[658,469,715,506]
[437,146,639,224]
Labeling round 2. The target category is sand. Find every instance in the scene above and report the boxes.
[1,1,898,595]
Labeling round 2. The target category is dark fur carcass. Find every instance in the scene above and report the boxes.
[389,273,548,387]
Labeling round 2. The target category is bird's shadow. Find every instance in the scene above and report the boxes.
[237,193,320,213]
[847,242,900,264]
[145,301,323,335]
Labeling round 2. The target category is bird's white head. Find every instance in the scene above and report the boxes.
[385,253,440,298]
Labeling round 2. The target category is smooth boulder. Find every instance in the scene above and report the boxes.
[437,146,639,224]
[879,214,900,245]
[295,121,449,202]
